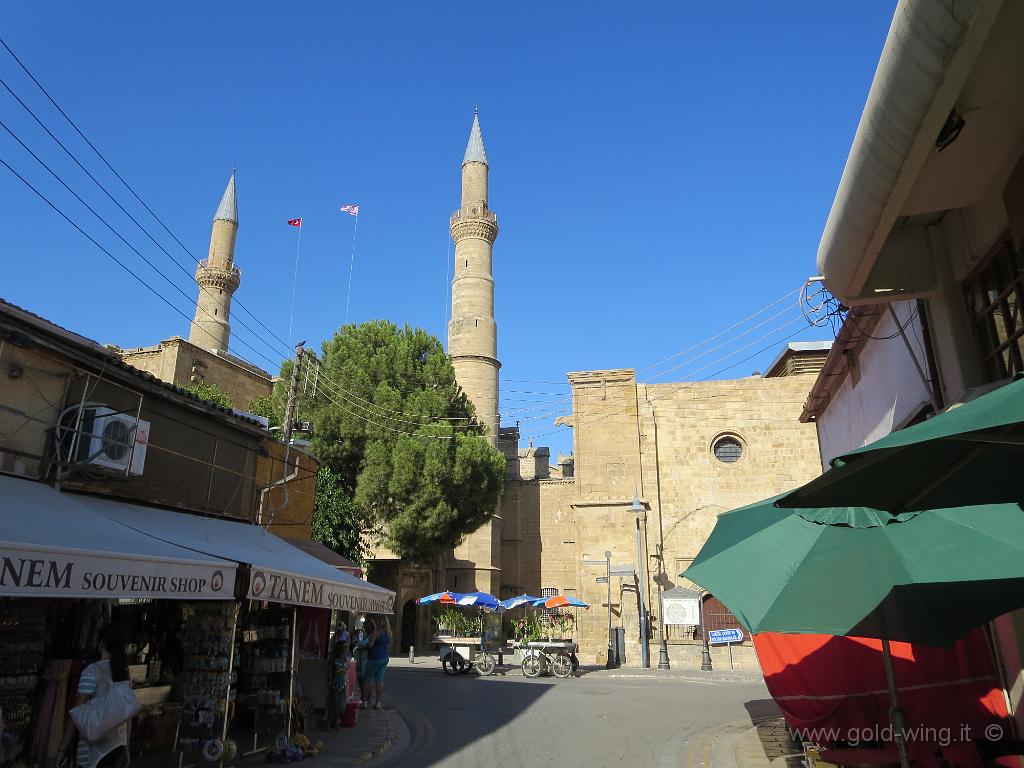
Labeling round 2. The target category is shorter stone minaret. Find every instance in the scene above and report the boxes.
[189,172,240,353]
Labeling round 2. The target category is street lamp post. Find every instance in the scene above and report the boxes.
[631,492,650,669]
[655,547,671,670]
[698,589,713,671]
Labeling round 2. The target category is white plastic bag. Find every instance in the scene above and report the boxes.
[70,681,141,742]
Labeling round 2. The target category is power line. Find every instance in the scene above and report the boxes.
[636,286,802,377]
[0,35,294,357]
[520,320,814,441]
[0,119,285,374]
[0,76,293,371]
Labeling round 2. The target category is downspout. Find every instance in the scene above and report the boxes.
[258,447,300,527]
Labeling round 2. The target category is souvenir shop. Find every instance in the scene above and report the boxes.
[0,478,394,768]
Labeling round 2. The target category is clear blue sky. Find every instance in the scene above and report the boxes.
[1,3,894,457]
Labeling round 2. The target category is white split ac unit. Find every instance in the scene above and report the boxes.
[77,407,149,475]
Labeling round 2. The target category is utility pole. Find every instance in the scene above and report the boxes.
[631,491,650,669]
[282,341,305,446]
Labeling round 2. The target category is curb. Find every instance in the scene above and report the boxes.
[352,705,398,765]
[607,672,763,683]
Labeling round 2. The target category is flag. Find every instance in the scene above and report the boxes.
[340,204,360,217]
[287,218,302,227]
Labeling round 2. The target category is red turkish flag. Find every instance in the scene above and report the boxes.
[287,218,302,227]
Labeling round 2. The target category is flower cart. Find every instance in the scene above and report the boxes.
[417,592,503,676]
[507,595,588,679]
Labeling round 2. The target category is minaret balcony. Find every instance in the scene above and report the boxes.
[450,208,499,243]
[195,259,241,291]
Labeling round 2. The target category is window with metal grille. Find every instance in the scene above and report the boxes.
[964,240,1024,382]
[712,435,743,463]
[541,587,558,615]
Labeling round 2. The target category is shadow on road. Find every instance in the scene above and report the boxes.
[388,665,559,765]
[744,699,803,766]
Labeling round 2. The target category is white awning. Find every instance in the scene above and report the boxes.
[0,476,236,600]
[80,497,395,614]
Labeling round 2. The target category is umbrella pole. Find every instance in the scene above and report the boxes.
[881,638,911,768]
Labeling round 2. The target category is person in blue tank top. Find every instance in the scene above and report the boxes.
[362,618,391,710]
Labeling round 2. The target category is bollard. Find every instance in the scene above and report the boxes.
[408,646,415,664]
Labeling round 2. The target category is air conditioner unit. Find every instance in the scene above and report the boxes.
[76,407,149,475]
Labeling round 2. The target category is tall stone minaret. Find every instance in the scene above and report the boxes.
[449,110,500,444]
[189,171,240,353]
[447,111,502,595]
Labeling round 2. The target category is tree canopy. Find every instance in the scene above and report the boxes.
[271,321,505,564]
[182,380,233,409]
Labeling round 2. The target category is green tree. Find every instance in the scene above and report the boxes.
[310,467,366,565]
[247,394,282,428]
[276,321,505,564]
[182,380,233,409]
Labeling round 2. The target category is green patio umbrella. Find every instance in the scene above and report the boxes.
[777,377,1024,512]
[684,497,1024,768]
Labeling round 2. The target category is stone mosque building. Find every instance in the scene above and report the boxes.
[108,115,828,668]
[369,113,829,668]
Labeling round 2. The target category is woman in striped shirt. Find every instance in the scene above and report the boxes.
[58,626,132,768]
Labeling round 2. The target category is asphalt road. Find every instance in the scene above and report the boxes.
[375,663,778,768]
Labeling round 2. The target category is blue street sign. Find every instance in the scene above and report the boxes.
[708,628,744,644]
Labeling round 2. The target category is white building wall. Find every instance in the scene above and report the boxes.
[815,302,932,468]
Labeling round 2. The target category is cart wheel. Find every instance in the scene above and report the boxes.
[202,739,224,763]
[522,654,542,678]
[551,654,572,678]
[442,651,466,675]
[475,653,496,676]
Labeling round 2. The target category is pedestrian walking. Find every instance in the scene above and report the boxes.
[323,630,349,730]
[352,620,370,709]
[364,617,391,710]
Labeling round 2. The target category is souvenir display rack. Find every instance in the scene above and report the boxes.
[234,604,297,755]
[173,602,239,764]
[0,600,45,746]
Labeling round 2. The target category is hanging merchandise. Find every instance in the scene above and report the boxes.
[173,602,238,758]
[0,599,46,761]
[233,604,296,753]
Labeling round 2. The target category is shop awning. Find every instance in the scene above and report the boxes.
[282,537,362,578]
[0,475,236,600]
[80,496,395,614]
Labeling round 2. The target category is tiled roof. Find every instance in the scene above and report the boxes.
[0,298,265,429]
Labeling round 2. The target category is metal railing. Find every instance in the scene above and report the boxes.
[450,208,498,228]
[198,258,242,280]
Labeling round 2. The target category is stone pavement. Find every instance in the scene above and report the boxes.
[235,705,399,768]
[685,706,805,768]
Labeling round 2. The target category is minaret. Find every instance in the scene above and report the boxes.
[189,171,240,353]
[448,110,500,443]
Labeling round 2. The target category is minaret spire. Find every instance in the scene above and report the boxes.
[189,170,241,353]
[463,109,488,166]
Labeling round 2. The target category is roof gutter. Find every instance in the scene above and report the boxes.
[817,0,1002,303]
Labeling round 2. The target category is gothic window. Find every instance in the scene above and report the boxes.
[964,239,1024,382]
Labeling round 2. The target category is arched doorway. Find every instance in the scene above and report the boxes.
[400,599,416,652]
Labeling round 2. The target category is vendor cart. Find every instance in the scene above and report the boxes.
[520,640,578,679]
[432,635,498,676]
[417,591,503,677]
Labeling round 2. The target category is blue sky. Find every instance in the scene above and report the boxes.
[1,3,894,457]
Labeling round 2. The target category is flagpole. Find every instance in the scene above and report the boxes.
[345,212,359,324]
[288,224,303,345]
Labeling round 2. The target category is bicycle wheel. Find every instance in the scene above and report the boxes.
[551,653,572,678]
[475,653,496,676]
[442,651,466,675]
[522,654,542,678]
